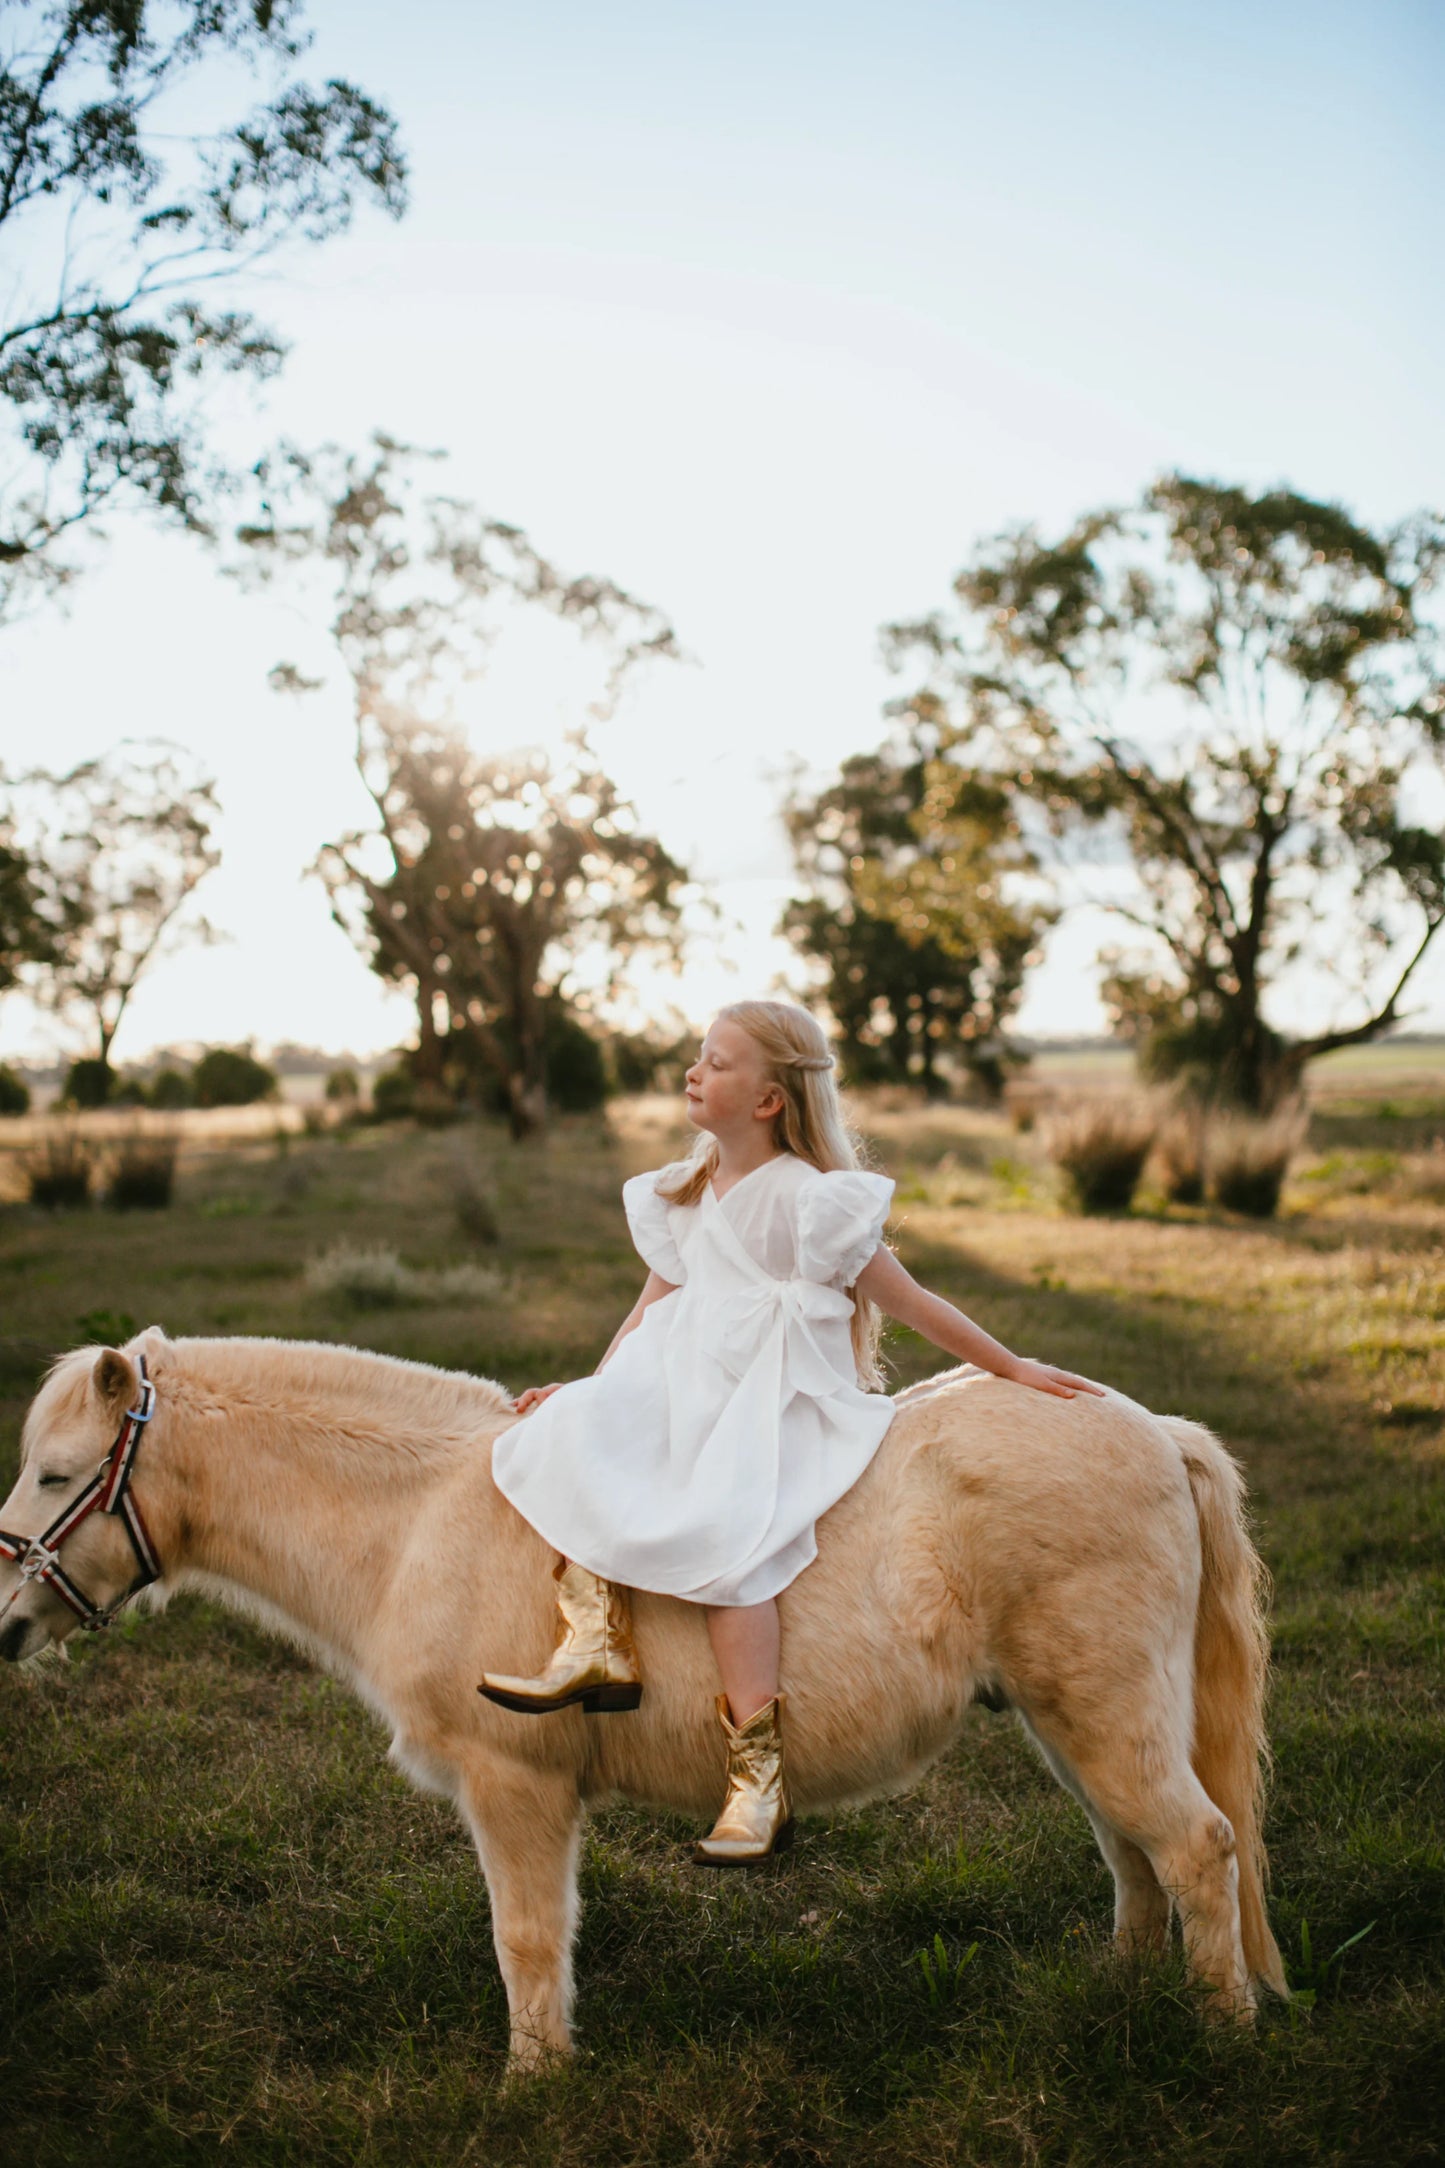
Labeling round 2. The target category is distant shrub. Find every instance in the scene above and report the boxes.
[25,1128,94,1209]
[192,1047,277,1108]
[109,1074,150,1107]
[63,1057,112,1109]
[482,1007,609,1117]
[1211,1104,1307,1218]
[546,1010,609,1112]
[149,1067,193,1110]
[0,1064,30,1116]
[325,1066,360,1105]
[370,1064,415,1121]
[1045,1098,1158,1215]
[304,1242,501,1309]
[1156,1105,1209,1204]
[106,1132,178,1210]
[413,1080,462,1127]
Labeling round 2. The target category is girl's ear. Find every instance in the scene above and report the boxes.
[754,1082,785,1121]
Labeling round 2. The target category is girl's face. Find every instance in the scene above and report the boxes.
[684,1020,784,1140]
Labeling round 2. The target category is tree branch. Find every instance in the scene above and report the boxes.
[1290,911,1445,1063]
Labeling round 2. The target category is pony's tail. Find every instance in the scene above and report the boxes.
[1163,1417,1288,1998]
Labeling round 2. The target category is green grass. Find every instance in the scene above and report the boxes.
[1,1086,1443,2166]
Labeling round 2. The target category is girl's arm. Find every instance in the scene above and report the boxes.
[513,1270,679,1412]
[854,1245,1104,1400]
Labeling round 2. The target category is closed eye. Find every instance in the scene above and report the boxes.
[36,1472,69,1489]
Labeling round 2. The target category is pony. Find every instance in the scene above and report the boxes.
[0,1328,1286,2067]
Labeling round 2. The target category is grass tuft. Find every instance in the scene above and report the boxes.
[1211,1103,1308,1217]
[1155,1101,1210,1203]
[105,1129,179,1211]
[23,1125,95,1209]
[304,1240,502,1309]
[449,1139,501,1244]
[1044,1096,1158,1213]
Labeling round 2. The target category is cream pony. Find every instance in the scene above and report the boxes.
[482,1000,1101,1863]
[1,1332,1284,2069]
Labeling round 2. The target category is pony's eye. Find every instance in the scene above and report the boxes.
[36,1472,68,1489]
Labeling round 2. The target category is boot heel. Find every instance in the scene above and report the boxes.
[582,1681,644,1713]
[477,1562,644,1716]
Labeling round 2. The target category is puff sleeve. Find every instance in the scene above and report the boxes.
[621,1163,690,1284]
[795,1168,894,1289]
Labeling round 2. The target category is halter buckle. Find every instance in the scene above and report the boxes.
[19,1540,61,1582]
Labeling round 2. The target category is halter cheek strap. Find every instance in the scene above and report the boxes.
[0,1356,162,1630]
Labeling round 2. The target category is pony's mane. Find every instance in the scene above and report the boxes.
[35,1336,515,1465]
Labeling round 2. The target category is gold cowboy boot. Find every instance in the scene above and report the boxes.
[478,1559,643,1714]
[693,1693,794,1866]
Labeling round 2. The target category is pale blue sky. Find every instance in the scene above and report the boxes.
[2,0,1442,1057]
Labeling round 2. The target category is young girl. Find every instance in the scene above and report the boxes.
[482,1000,1101,1865]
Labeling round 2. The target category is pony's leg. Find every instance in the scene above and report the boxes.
[1018,1691,1251,2012]
[456,1755,585,2068]
[1021,1717,1172,1954]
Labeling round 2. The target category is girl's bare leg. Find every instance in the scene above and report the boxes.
[705,1599,781,1722]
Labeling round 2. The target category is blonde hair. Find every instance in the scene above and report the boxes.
[658,1000,886,1388]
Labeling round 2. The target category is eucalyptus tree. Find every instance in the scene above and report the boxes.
[0,0,406,614]
[887,477,1445,1107]
[241,435,688,1136]
[7,739,219,1069]
[0,824,66,996]
[782,726,1050,1098]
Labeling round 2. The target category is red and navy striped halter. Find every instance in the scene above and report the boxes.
[0,1356,162,1630]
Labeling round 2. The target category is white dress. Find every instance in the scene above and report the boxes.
[490,1152,896,1606]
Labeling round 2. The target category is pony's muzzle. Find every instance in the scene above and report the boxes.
[0,1603,47,1663]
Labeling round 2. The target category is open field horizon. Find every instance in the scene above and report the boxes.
[1,1079,1442,2165]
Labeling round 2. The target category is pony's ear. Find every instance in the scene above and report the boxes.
[137,1323,170,1365]
[93,1347,139,1412]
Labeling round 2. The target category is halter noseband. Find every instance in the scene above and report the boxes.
[0,1355,162,1631]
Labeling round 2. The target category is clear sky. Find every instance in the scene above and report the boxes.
[2,0,1442,1061]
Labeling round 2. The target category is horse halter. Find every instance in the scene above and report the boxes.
[0,1355,162,1631]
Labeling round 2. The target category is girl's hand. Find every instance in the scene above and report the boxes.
[1004,1357,1105,1400]
[514,1382,567,1414]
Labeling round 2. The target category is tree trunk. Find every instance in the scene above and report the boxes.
[504,984,549,1140]
[412,978,447,1088]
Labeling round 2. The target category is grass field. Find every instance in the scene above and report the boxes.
[1,1070,1443,2166]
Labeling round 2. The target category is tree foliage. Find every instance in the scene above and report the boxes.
[0,0,406,613]
[190,1042,273,1105]
[0,821,69,993]
[8,740,220,1064]
[886,476,1445,1107]
[782,725,1051,1097]
[242,437,689,1135]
